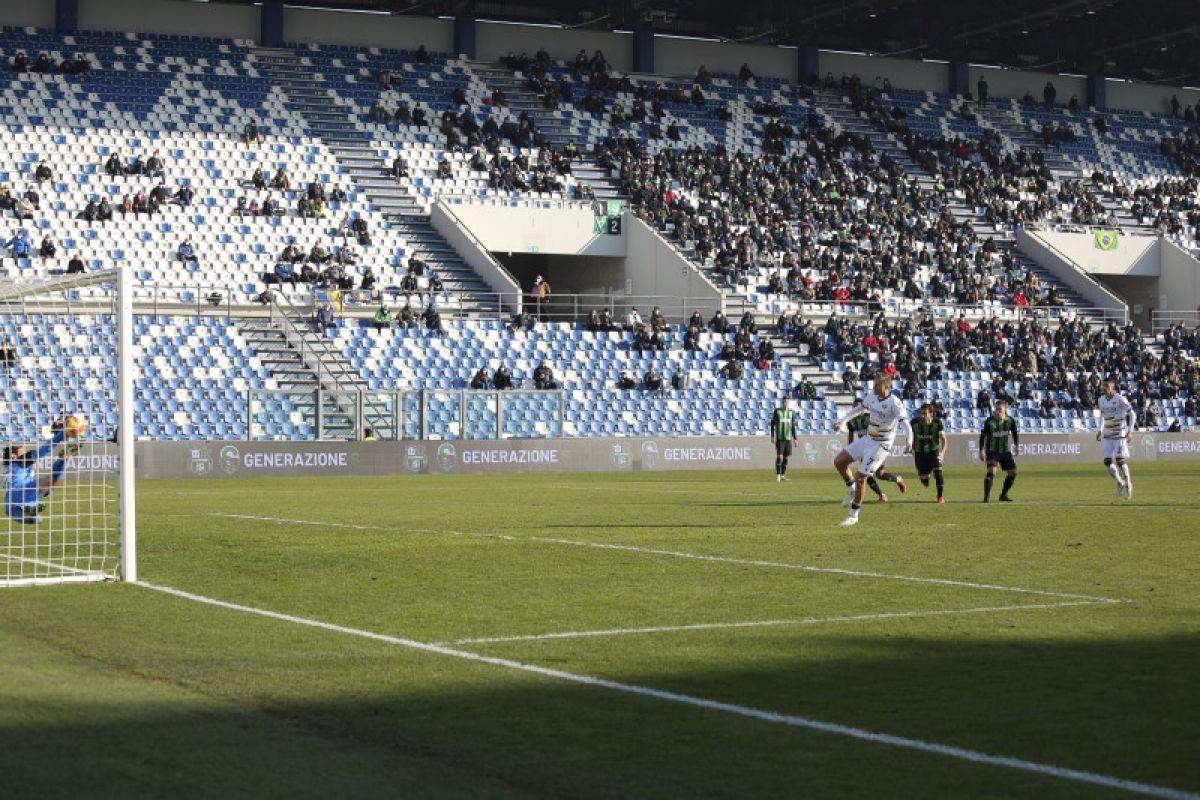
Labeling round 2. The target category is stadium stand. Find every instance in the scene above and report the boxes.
[2,23,1198,441]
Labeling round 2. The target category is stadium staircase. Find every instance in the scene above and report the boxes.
[250,47,502,317]
[236,301,393,439]
[468,63,626,201]
[813,88,1113,326]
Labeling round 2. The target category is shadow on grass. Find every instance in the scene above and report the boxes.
[4,628,1198,800]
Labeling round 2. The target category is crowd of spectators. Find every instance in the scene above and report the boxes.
[10,51,93,76]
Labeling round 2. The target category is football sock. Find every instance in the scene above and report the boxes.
[933,469,944,498]
[866,477,883,497]
[50,457,65,484]
[780,459,788,476]
[1120,463,1132,489]
[1107,463,1122,484]
[875,471,899,484]
[1001,474,1015,497]
[844,477,854,487]
[983,474,994,500]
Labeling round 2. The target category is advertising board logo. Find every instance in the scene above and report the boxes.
[436,443,457,472]
[188,447,212,476]
[1141,435,1156,459]
[219,445,240,476]
[641,440,659,469]
[611,443,631,469]
[802,440,820,465]
[405,445,426,473]
[826,438,843,458]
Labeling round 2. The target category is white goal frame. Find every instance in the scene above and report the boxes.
[0,266,136,585]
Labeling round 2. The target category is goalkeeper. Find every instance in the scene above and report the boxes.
[3,423,74,524]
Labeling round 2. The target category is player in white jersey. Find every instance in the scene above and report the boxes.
[833,373,912,526]
[1096,378,1136,499]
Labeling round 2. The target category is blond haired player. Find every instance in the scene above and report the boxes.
[832,374,912,527]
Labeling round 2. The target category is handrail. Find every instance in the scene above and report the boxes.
[1150,309,1200,333]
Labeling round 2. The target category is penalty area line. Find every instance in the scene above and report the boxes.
[436,600,1116,646]
[135,580,1194,800]
[201,513,1127,604]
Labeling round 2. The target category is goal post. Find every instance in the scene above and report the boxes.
[0,267,135,586]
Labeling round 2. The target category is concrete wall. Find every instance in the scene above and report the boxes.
[971,64,1086,104]
[1097,275,1158,329]
[1035,230,1160,276]
[1158,240,1200,318]
[624,215,722,319]
[476,23,633,72]
[446,202,627,257]
[78,0,258,40]
[1017,230,1130,317]
[655,36,795,81]
[1106,80,1200,116]
[430,201,522,312]
[284,8,452,52]
[0,0,55,30]
[820,51,949,93]
[126,430,1200,480]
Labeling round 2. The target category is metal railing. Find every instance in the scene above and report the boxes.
[1150,309,1200,333]
[247,388,565,442]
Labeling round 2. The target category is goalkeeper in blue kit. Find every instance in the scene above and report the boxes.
[3,425,73,524]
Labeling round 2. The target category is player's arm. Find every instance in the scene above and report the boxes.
[1125,402,1136,439]
[898,408,913,454]
[978,421,989,462]
[1010,417,1019,447]
[769,410,777,438]
[938,429,948,461]
[834,404,866,432]
[1095,405,1104,442]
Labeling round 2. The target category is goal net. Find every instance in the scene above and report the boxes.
[0,269,135,586]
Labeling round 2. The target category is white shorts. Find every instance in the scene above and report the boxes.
[1103,439,1130,461]
[847,436,890,476]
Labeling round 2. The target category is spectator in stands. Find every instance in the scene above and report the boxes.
[33,52,51,74]
[14,191,35,220]
[398,302,418,330]
[66,253,85,274]
[38,235,56,259]
[104,152,123,178]
[738,63,755,82]
[644,365,664,395]
[493,364,513,390]
[270,167,290,191]
[1043,81,1057,107]
[5,229,32,263]
[534,361,558,390]
[391,156,409,179]
[720,360,744,381]
[415,45,432,65]
[242,122,263,145]
[368,101,388,123]
[427,273,447,306]
[616,370,636,390]
[626,307,642,331]
[671,370,689,391]
[842,366,860,393]
[177,237,198,266]
[0,340,14,370]
[0,185,13,212]
[372,305,394,331]
[308,242,331,265]
[976,387,993,412]
[10,51,28,73]
[1168,420,1182,433]
[272,260,296,285]
[34,161,52,183]
[71,54,92,76]
[977,75,988,106]
[794,377,818,400]
[470,366,491,389]
[314,303,335,330]
[423,302,445,335]
[145,152,165,179]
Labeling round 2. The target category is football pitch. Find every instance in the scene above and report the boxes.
[2,462,1199,799]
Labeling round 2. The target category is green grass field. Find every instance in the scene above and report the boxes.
[2,462,1199,799]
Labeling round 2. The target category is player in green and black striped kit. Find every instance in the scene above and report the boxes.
[845,397,906,501]
[911,403,948,503]
[770,397,798,481]
[979,400,1019,502]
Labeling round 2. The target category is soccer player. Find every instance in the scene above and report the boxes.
[845,397,906,502]
[911,403,948,503]
[979,400,1019,502]
[833,374,912,527]
[1097,378,1135,499]
[769,396,798,481]
[3,425,71,525]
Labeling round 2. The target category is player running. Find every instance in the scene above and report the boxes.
[979,400,1019,503]
[845,397,906,502]
[769,396,798,482]
[833,374,912,527]
[1097,378,1135,500]
[3,423,74,525]
[911,403,948,503]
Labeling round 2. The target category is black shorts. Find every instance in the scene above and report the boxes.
[913,451,941,475]
[775,439,793,457]
[986,451,1017,471]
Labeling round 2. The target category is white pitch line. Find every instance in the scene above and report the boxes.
[135,580,1196,800]
[204,513,1127,604]
[438,601,1114,646]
